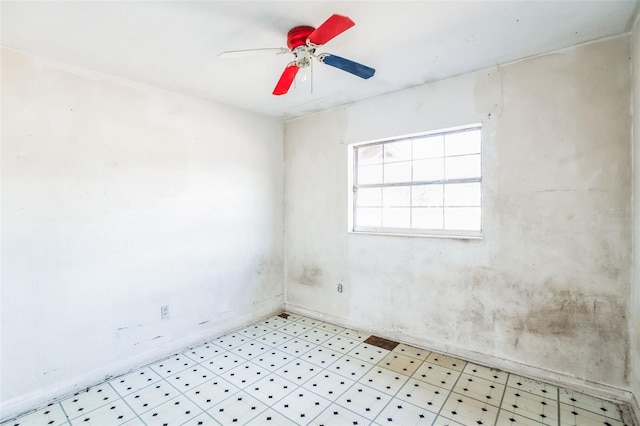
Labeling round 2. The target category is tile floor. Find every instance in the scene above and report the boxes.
[2,313,634,426]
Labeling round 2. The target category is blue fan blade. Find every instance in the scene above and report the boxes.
[321,54,375,79]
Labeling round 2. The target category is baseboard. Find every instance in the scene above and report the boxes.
[626,393,640,426]
[0,302,284,422]
[285,303,634,406]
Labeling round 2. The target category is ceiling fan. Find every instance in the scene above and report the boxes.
[219,14,376,96]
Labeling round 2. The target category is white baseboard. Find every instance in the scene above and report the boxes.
[285,303,635,406]
[0,302,283,422]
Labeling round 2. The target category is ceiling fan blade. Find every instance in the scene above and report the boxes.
[319,54,375,79]
[273,64,299,95]
[308,14,355,45]
[219,47,289,59]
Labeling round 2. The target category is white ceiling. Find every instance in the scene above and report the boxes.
[2,1,638,120]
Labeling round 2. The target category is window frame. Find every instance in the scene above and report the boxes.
[347,124,483,239]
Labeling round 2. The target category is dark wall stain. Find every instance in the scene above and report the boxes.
[516,290,626,340]
[299,265,323,286]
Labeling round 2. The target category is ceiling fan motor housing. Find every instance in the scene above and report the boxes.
[287,26,315,50]
[287,26,315,69]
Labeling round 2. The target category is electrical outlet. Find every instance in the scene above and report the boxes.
[160,305,169,320]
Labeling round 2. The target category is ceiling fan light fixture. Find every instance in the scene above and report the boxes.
[292,46,312,69]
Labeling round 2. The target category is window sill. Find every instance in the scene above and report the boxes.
[349,228,483,240]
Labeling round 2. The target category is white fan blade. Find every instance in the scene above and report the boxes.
[218,47,289,58]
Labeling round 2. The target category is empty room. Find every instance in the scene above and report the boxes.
[2,1,640,425]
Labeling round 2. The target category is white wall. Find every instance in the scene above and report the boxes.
[1,48,284,417]
[631,15,640,420]
[285,36,632,393]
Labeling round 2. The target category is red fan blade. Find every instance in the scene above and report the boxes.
[308,14,355,45]
[273,64,299,95]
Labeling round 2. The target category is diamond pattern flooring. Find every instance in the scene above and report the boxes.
[2,313,634,426]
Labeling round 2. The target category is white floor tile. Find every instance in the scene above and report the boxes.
[276,359,321,384]
[280,313,305,322]
[183,343,225,363]
[440,392,499,425]
[392,343,431,361]
[297,329,334,345]
[463,362,509,384]
[309,403,370,426]
[496,410,553,426]
[350,343,390,364]
[60,385,120,420]
[109,367,162,397]
[122,381,180,413]
[396,378,450,409]
[329,356,375,381]
[138,395,203,425]
[501,386,558,425]
[302,371,356,401]
[148,355,197,377]
[560,403,626,426]
[205,392,267,425]
[200,353,245,374]
[68,398,136,425]
[258,316,291,330]
[559,388,622,420]
[359,366,410,395]
[230,341,270,360]
[378,352,422,376]
[374,398,438,425]
[426,353,466,372]
[507,374,558,399]
[275,338,314,356]
[316,322,346,334]
[166,366,215,391]
[339,328,370,341]
[243,409,299,425]
[411,362,461,390]
[247,373,297,405]
[301,346,342,368]
[323,335,361,354]
[452,372,506,407]
[184,377,240,411]
[258,330,293,347]
[179,413,220,426]
[236,324,273,339]
[278,321,311,337]
[211,333,249,351]
[1,404,68,426]
[294,317,322,327]
[337,383,393,420]
[219,361,267,389]
[272,389,331,424]
[251,349,294,371]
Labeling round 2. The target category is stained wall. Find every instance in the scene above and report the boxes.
[285,36,632,391]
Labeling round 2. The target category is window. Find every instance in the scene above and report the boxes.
[348,124,482,238]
